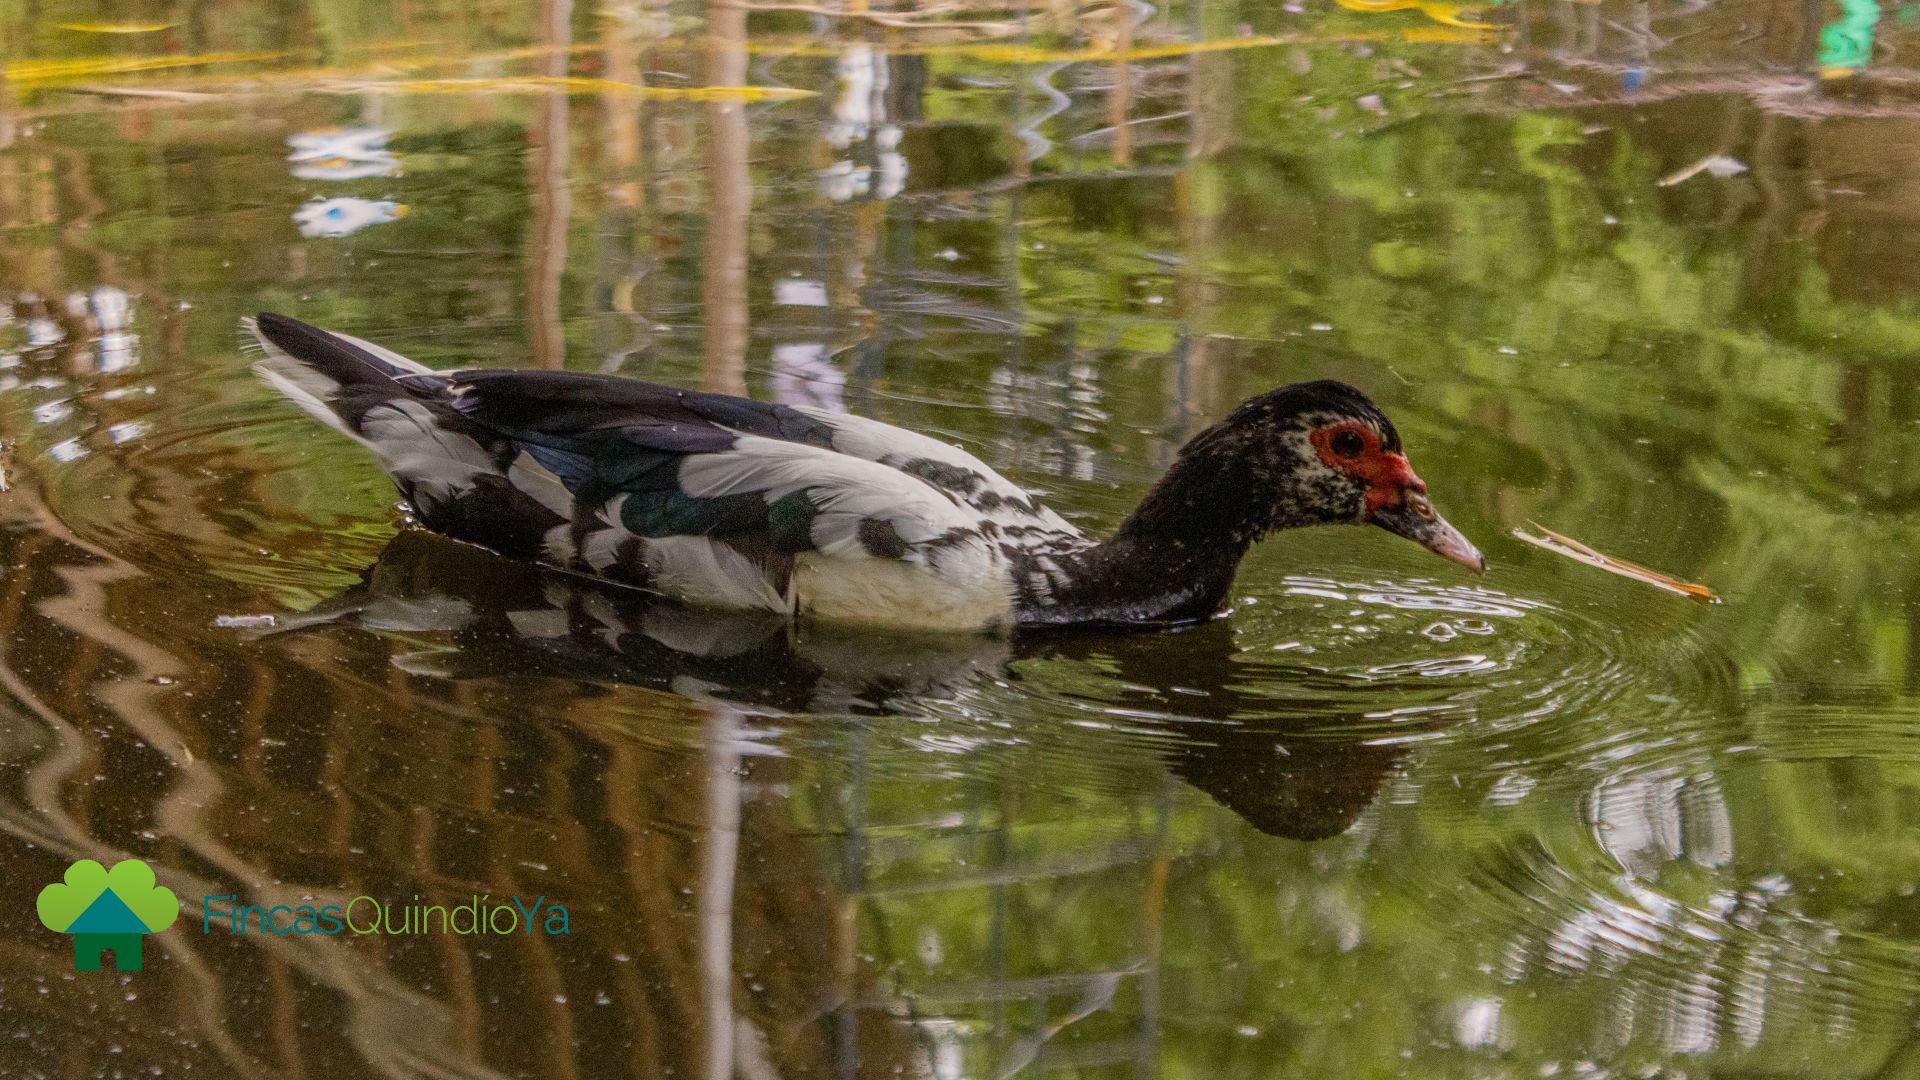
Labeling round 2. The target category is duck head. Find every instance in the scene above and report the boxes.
[1124,380,1483,573]
[1255,380,1483,571]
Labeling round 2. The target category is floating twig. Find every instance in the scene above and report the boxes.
[72,84,220,100]
[57,21,177,33]
[1511,522,1720,603]
[1657,153,1747,186]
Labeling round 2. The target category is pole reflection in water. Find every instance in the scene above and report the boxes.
[528,0,574,370]
[702,0,751,397]
[701,700,740,1080]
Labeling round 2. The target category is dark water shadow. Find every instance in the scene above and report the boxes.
[280,531,1445,842]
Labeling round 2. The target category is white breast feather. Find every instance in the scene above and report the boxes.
[793,546,1012,630]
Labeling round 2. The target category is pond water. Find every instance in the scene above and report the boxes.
[3,1,1920,1076]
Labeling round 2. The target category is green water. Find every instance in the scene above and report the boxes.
[3,1,1920,1076]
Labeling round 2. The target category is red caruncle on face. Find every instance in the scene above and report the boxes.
[1309,422,1426,514]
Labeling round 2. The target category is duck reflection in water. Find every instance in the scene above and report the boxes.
[276,532,1449,841]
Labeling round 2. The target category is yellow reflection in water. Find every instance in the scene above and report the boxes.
[1337,0,1496,30]
[3,50,301,87]
[330,75,815,100]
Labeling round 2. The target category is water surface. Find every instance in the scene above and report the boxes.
[3,1,1920,1076]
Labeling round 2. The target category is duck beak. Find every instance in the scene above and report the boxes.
[1368,493,1485,573]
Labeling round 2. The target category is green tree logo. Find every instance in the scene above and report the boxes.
[36,859,178,971]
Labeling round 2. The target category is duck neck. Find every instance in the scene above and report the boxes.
[1028,433,1283,626]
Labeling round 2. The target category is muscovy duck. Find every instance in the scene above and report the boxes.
[246,313,1483,631]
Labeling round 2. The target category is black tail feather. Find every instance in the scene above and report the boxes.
[252,312,429,387]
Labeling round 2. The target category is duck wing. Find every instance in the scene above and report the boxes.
[446,370,1074,628]
[448,369,1082,537]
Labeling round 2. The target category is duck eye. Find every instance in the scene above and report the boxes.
[1329,429,1365,459]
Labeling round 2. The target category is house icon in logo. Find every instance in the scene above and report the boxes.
[36,858,178,972]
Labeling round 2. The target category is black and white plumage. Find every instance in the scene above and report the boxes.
[247,314,1483,632]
